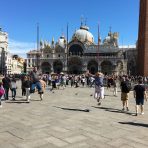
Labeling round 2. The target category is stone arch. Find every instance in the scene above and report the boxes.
[87,60,98,74]
[101,60,113,75]
[116,60,124,75]
[127,60,136,75]
[68,57,83,74]
[41,62,51,74]
[117,60,123,70]
[53,60,63,74]
[69,44,84,56]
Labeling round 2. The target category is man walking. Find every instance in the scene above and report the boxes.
[2,75,11,100]
[120,76,131,111]
[133,77,147,116]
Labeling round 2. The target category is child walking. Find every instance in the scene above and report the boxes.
[23,76,31,102]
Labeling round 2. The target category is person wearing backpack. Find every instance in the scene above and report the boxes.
[120,76,131,111]
[0,82,5,107]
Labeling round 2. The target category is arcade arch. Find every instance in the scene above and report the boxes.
[41,62,51,74]
[101,61,113,75]
[87,60,98,74]
[68,57,83,74]
[53,60,63,74]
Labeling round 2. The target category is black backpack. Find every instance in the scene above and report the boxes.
[125,81,132,92]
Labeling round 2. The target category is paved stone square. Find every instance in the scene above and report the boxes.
[0,81,148,148]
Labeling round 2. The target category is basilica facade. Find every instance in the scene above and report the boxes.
[26,24,137,75]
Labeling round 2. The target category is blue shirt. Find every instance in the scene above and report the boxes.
[95,76,103,86]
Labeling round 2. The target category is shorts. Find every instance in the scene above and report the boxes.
[121,92,129,101]
[136,98,144,105]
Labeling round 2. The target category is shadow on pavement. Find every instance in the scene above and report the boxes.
[5,100,30,104]
[53,106,90,112]
[104,94,115,97]
[118,122,148,128]
[30,99,41,101]
[92,106,134,115]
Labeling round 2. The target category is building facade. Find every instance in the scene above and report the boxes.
[26,24,137,75]
[0,27,9,74]
[0,28,25,75]
[11,56,24,74]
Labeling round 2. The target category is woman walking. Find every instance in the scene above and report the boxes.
[94,72,104,105]
[10,78,17,100]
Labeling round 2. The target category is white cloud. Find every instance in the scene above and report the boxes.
[9,39,36,58]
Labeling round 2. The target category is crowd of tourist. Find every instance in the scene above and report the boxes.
[0,66,147,116]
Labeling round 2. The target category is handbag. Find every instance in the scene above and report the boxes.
[0,87,5,96]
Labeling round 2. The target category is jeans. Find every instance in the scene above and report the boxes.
[11,88,16,99]
[31,82,42,93]
[4,88,9,100]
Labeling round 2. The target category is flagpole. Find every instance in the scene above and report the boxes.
[98,22,100,72]
[66,23,69,73]
[37,23,40,70]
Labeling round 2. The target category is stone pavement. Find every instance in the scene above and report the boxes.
[0,81,148,148]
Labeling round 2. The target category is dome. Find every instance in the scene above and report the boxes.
[72,25,94,44]
[57,36,66,48]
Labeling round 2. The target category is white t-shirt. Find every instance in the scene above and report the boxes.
[11,81,17,88]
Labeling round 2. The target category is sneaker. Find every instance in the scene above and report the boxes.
[122,108,125,111]
[97,98,100,102]
[126,107,129,111]
[141,112,144,115]
[98,102,101,106]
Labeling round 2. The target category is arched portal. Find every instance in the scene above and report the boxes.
[101,61,113,75]
[53,60,63,74]
[69,44,83,56]
[87,60,98,74]
[68,57,83,74]
[127,60,136,75]
[41,62,51,74]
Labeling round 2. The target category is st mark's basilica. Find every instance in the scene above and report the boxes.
[26,23,137,75]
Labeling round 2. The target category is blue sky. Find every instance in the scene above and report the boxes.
[0,0,139,57]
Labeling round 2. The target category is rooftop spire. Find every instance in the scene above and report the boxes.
[85,17,87,26]
[61,28,64,37]
[109,26,112,33]
[108,26,112,36]
[80,15,84,26]
[52,37,54,45]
